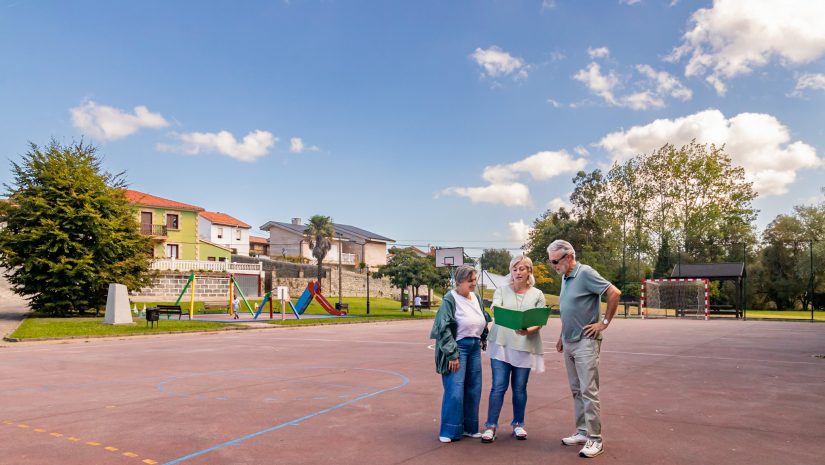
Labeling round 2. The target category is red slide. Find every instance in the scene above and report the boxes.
[308,281,347,315]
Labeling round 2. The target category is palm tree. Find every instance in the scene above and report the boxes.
[305,214,335,291]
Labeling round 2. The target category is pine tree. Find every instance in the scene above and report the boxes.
[0,140,152,315]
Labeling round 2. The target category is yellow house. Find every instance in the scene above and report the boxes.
[125,189,231,261]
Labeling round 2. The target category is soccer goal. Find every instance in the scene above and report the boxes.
[641,278,709,320]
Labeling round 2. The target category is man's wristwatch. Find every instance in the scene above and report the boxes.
[602,318,610,326]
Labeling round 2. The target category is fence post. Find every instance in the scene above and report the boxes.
[811,240,815,323]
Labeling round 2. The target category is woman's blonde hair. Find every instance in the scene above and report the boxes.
[507,255,535,287]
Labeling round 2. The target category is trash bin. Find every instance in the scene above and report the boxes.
[146,308,160,328]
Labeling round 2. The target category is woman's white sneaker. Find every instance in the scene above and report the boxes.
[561,432,589,446]
[579,440,604,458]
[513,426,527,440]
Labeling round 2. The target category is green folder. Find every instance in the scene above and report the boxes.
[492,305,550,330]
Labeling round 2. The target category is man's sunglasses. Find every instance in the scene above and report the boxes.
[548,253,568,265]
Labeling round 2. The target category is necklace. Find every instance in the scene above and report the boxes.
[514,290,525,309]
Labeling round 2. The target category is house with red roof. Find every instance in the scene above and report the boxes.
[125,189,231,261]
[198,211,252,256]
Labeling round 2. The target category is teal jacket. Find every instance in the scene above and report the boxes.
[429,291,492,375]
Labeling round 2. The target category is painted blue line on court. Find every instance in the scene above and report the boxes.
[162,367,409,465]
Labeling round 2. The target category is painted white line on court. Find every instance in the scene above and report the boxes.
[600,350,823,365]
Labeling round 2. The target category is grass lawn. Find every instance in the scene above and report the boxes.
[268,296,435,326]
[9,315,245,340]
[743,310,825,321]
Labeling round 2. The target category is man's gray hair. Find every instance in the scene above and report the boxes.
[508,255,536,287]
[547,240,576,260]
[454,264,477,284]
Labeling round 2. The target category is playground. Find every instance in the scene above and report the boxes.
[2,318,824,465]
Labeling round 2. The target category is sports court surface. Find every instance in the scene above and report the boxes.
[2,319,824,465]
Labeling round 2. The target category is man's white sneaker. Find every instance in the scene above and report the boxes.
[438,436,452,443]
[579,440,604,458]
[561,432,589,446]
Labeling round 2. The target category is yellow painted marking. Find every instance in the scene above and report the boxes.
[123,452,139,458]
[18,424,29,428]
[105,405,116,409]
[86,441,101,446]
[67,437,80,441]
[143,460,158,464]
[104,446,118,452]
[50,432,63,437]
[34,428,47,432]
[2,420,13,424]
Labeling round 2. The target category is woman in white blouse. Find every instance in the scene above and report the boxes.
[481,256,546,443]
[430,265,492,443]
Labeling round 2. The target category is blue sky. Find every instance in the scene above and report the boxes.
[2,0,824,257]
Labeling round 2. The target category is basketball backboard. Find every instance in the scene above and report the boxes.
[435,247,464,268]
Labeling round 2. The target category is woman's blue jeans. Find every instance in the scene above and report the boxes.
[485,358,531,428]
[439,337,482,439]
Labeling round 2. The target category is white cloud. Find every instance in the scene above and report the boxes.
[159,130,277,162]
[547,98,562,108]
[793,73,825,95]
[596,108,822,196]
[485,150,588,183]
[587,46,610,59]
[440,183,531,207]
[574,62,620,105]
[620,0,642,4]
[541,0,556,11]
[575,62,692,110]
[636,64,693,100]
[668,0,825,94]
[441,150,588,207]
[574,145,590,156]
[289,137,320,153]
[509,219,532,242]
[471,46,528,80]
[546,197,570,211]
[70,100,168,141]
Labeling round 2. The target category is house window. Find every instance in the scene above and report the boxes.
[218,257,226,262]
[235,229,241,240]
[207,257,216,262]
[166,214,179,230]
[217,227,223,239]
[165,244,179,259]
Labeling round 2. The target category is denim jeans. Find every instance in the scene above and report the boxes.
[563,337,601,440]
[485,358,531,428]
[439,337,482,439]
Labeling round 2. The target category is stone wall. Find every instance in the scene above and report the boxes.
[130,266,400,302]
[130,272,230,302]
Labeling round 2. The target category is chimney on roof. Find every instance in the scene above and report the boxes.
[291,217,302,225]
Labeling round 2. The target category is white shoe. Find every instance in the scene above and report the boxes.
[561,432,589,446]
[438,436,452,443]
[462,431,482,438]
[513,426,527,440]
[579,439,604,458]
[481,428,496,443]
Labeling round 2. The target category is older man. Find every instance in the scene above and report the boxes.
[547,239,620,458]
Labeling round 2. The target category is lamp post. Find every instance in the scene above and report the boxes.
[337,233,343,307]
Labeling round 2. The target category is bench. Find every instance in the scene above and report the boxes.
[203,301,226,312]
[619,295,641,317]
[156,305,183,319]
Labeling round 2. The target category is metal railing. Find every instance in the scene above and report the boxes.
[308,252,356,265]
[139,224,167,237]
[149,259,262,273]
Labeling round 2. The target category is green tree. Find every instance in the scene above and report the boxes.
[0,140,151,316]
[374,247,436,313]
[479,248,512,275]
[305,214,335,291]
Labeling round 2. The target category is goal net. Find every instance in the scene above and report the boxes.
[641,278,709,320]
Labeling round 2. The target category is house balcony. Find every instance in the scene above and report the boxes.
[308,252,356,266]
[140,224,168,238]
[149,259,262,273]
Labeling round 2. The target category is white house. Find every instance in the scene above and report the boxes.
[259,217,395,270]
[198,211,252,256]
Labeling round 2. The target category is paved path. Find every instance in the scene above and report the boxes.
[0,268,30,339]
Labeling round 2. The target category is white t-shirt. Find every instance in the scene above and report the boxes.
[451,290,487,340]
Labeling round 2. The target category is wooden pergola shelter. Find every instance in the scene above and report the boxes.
[670,262,746,318]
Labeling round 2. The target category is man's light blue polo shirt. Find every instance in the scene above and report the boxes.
[559,263,610,343]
